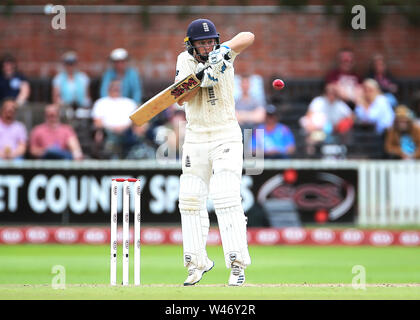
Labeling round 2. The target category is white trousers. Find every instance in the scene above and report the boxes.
[178,139,251,269]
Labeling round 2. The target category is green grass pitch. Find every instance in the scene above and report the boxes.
[0,244,419,299]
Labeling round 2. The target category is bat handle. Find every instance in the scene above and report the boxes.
[195,66,210,81]
[195,54,230,81]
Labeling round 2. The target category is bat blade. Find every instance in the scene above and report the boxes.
[129,73,201,127]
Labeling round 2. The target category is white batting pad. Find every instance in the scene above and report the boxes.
[179,174,208,211]
[210,170,242,209]
[200,209,210,247]
[179,174,210,269]
[210,170,251,268]
[216,206,251,268]
[180,211,207,269]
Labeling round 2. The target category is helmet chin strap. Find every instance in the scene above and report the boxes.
[196,53,208,63]
[193,48,208,63]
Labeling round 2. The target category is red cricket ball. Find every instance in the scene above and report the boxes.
[272,79,285,90]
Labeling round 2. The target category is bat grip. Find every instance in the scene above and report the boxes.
[195,66,210,81]
[195,54,230,80]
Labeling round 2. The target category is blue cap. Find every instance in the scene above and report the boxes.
[186,19,219,42]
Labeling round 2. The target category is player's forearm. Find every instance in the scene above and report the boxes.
[225,32,255,53]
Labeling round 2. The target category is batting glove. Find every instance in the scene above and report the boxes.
[200,67,218,88]
[195,63,216,88]
[195,62,207,74]
[208,45,231,65]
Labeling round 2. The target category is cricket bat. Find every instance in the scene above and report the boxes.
[129,68,207,127]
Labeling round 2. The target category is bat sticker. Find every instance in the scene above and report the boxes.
[170,76,198,98]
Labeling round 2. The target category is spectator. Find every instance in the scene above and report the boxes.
[300,83,354,155]
[252,104,295,159]
[52,51,91,111]
[0,98,27,160]
[366,54,398,108]
[30,104,83,160]
[234,73,266,107]
[100,48,142,104]
[355,79,394,135]
[385,105,420,160]
[235,75,266,129]
[154,109,186,160]
[300,83,354,136]
[0,54,30,107]
[125,123,156,160]
[325,48,361,109]
[410,90,420,127]
[92,80,137,159]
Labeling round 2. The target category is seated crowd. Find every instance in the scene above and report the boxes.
[0,48,419,161]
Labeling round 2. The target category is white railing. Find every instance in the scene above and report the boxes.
[359,161,420,226]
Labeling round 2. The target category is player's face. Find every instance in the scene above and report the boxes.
[193,38,217,57]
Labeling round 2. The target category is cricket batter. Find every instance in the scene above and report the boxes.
[175,18,254,286]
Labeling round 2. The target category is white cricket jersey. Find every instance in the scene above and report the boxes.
[175,48,242,143]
